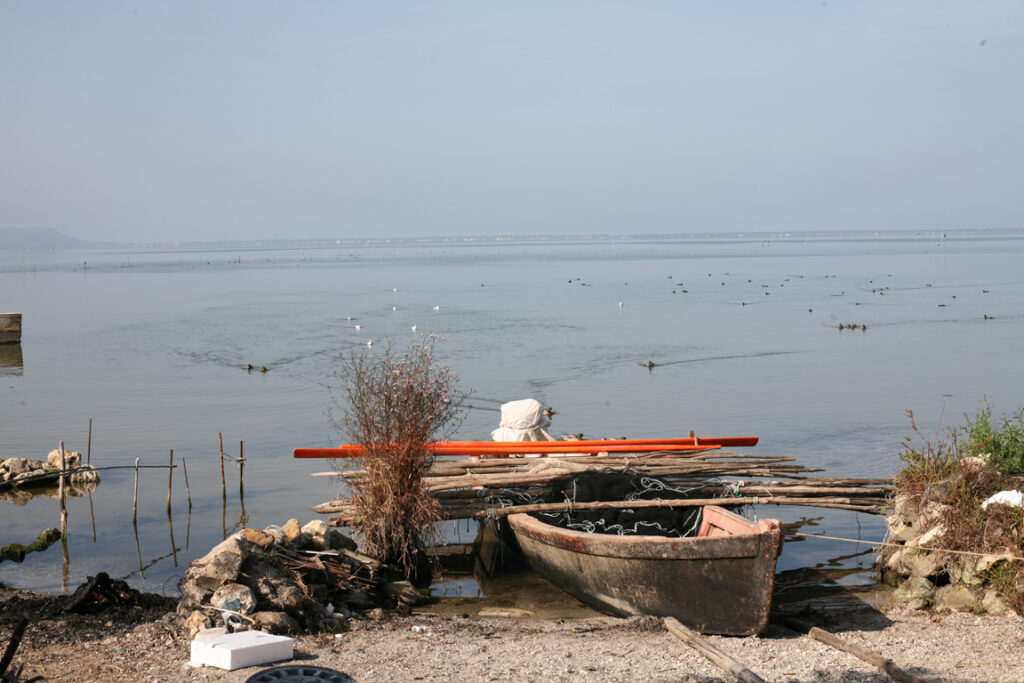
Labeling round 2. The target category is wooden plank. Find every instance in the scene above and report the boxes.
[664,617,766,683]
[781,617,926,683]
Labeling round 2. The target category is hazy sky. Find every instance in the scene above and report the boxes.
[2,2,1022,243]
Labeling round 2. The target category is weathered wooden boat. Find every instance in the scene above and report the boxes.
[507,505,782,635]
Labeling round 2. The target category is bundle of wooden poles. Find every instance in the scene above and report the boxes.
[297,438,892,527]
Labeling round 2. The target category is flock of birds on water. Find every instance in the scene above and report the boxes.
[240,274,996,374]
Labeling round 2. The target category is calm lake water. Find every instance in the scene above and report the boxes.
[2,231,1023,598]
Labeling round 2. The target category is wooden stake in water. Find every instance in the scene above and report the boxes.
[182,457,192,510]
[218,432,226,502]
[238,440,245,501]
[167,449,174,515]
[238,440,247,527]
[58,441,67,539]
[132,457,141,524]
[87,418,93,466]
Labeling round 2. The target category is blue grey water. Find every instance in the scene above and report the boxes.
[2,232,1023,597]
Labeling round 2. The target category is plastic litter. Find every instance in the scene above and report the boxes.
[981,490,1024,509]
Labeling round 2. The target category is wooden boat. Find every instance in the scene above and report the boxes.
[507,505,782,635]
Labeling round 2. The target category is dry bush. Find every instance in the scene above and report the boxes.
[329,336,467,584]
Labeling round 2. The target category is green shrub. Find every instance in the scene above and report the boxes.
[962,399,1024,476]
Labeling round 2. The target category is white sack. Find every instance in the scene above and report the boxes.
[490,398,554,442]
[981,490,1024,509]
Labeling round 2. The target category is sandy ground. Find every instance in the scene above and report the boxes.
[3,584,1023,683]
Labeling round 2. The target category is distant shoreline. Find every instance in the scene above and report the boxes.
[4,226,1024,252]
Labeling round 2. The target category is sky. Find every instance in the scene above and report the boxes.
[1,2,1022,244]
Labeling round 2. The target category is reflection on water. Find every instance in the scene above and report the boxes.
[0,343,23,376]
[0,478,99,505]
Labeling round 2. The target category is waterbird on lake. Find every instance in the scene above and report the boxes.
[367,340,373,347]
[433,305,440,311]
[244,363,253,371]
[260,366,268,373]
[354,324,361,331]
[411,325,417,332]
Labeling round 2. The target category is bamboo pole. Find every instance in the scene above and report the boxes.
[132,457,141,524]
[87,418,92,466]
[664,617,766,683]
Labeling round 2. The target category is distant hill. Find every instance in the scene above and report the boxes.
[0,228,111,249]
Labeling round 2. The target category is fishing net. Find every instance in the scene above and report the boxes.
[488,469,741,538]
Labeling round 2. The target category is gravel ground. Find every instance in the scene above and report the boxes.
[3,594,1023,683]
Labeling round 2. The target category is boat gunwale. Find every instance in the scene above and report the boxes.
[507,505,780,561]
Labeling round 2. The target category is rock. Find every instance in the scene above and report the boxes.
[263,525,285,545]
[69,467,100,485]
[2,458,45,479]
[982,589,1011,616]
[933,585,978,612]
[885,512,919,544]
[182,610,213,639]
[325,529,357,552]
[281,518,303,546]
[210,583,257,615]
[898,549,945,578]
[302,519,329,537]
[907,525,946,548]
[890,576,934,610]
[252,611,300,635]
[186,535,249,591]
[947,560,984,586]
[240,528,276,549]
[976,552,1016,574]
[384,580,428,606]
[47,449,81,470]
[178,581,213,613]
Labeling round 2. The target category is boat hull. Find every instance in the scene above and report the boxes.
[507,506,782,635]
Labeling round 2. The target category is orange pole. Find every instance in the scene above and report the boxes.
[294,443,723,459]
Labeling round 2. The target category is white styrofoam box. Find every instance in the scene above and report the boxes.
[190,630,294,671]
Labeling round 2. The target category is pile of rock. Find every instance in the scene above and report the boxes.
[0,450,100,495]
[176,518,429,639]
[882,488,1018,615]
